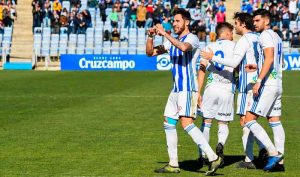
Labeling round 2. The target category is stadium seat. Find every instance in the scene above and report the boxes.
[34,27,42,34]
[76,46,85,54]
[62,1,71,11]
[128,47,136,54]
[67,47,76,54]
[94,46,102,54]
[137,46,145,55]
[60,27,68,34]
[111,47,119,54]
[102,46,111,54]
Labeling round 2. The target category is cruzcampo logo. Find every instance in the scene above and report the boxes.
[269,70,277,79]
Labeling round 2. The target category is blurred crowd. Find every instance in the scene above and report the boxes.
[242,0,300,47]
[0,0,17,34]
[31,0,227,42]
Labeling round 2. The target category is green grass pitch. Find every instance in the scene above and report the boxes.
[0,71,299,177]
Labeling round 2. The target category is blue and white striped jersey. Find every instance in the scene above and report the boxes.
[258,29,283,88]
[163,33,200,92]
[234,32,261,92]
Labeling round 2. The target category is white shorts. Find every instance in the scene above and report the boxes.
[164,91,198,120]
[199,86,234,121]
[236,91,254,116]
[247,85,282,117]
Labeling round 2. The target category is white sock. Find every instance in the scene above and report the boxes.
[269,121,285,155]
[218,123,229,145]
[164,122,178,167]
[242,127,254,162]
[185,123,218,162]
[199,122,212,157]
[246,120,277,156]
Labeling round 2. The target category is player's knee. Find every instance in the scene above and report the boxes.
[244,112,258,123]
[240,116,245,127]
[180,117,193,128]
[218,121,228,125]
[268,116,281,122]
[203,118,212,124]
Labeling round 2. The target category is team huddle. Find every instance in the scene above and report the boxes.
[146,8,285,176]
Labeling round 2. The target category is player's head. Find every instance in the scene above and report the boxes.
[216,22,234,41]
[253,9,271,32]
[172,8,191,35]
[233,12,255,35]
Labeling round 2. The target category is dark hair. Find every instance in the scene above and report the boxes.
[253,9,271,20]
[216,22,234,38]
[233,12,255,31]
[174,8,191,21]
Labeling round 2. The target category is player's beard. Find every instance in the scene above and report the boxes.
[174,25,185,35]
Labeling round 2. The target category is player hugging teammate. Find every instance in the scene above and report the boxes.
[147,8,285,176]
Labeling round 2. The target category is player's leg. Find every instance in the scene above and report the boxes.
[155,92,180,173]
[245,87,282,171]
[179,91,222,175]
[267,93,285,171]
[216,121,229,158]
[199,118,213,159]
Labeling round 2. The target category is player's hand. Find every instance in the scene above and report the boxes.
[154,24,166,36]
[147,27,157,37]
[200,48,213,60]
[245,64,258,72]
[252,82,261,96]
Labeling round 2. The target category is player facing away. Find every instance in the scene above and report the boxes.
[244,9,285,172]
[197,22,235,167]
[146,9,222,176]
[200,12,267,169]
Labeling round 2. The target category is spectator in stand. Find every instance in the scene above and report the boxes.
[171,4,179,17]
[209,16,217,42]
[262,2,269,10]
[161,16,172,34]
[111,27,120,41]
[194,19,207,41]
[88,0,98,8]
[270,5,281,28]
[145,0,154,14]
[53,0,62,14]
[218,1,226,13]
[291,33,300,47]
[136,1,147,28]
[273,25,284,39]
[42,5,52,27]
[114,0,122,20]
[0,20,4,34]
[32,3,43,32]
[51,10,60,33]
[163,4,171,19]
[129,5,137,28]
[145,10,153,30]
[60,10,69,28]
[3,7,13,27]
[296,11,300,26]
[153,1,163,25]
[82,9,92,27]
[71,0,81,8]
[201,0,210,16]
[99,0,107,23]
[109,7,119,28]
[77,12,87,34]
[191,3,202,21]
[216,9,226,24]
[106,0,114,8]
[103,29,110,41]
[124,5,132,28]
[68,11,77,34]
[289,0,298,21]
[282,5,290,39]
[31,0,42,11]
[43,0,51,10]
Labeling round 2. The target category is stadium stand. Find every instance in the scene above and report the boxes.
[33,0,228,59]
[241,0,300,53]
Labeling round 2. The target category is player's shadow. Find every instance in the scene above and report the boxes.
[222,155,245,167]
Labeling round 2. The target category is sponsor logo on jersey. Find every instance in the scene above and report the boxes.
[156,55,172,70]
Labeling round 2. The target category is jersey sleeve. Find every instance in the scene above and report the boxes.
[211,41,241,68]
[184,34,199,49]
[259,31,275,49]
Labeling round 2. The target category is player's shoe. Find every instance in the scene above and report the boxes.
[205,156,222,176]
[216,143,224,166]
[263,155,283,171]
[236,161,256,169]
[269,163,285,172]
[256,148,268,168]
[154,164,180,173]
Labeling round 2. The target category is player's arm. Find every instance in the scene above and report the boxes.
[200,40,249,68]
[146,28,168,56]
[197,59,208,107]
[257,47,274,81]
[154,24,193,52]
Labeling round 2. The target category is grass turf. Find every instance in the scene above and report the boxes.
[0,71,299,177]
